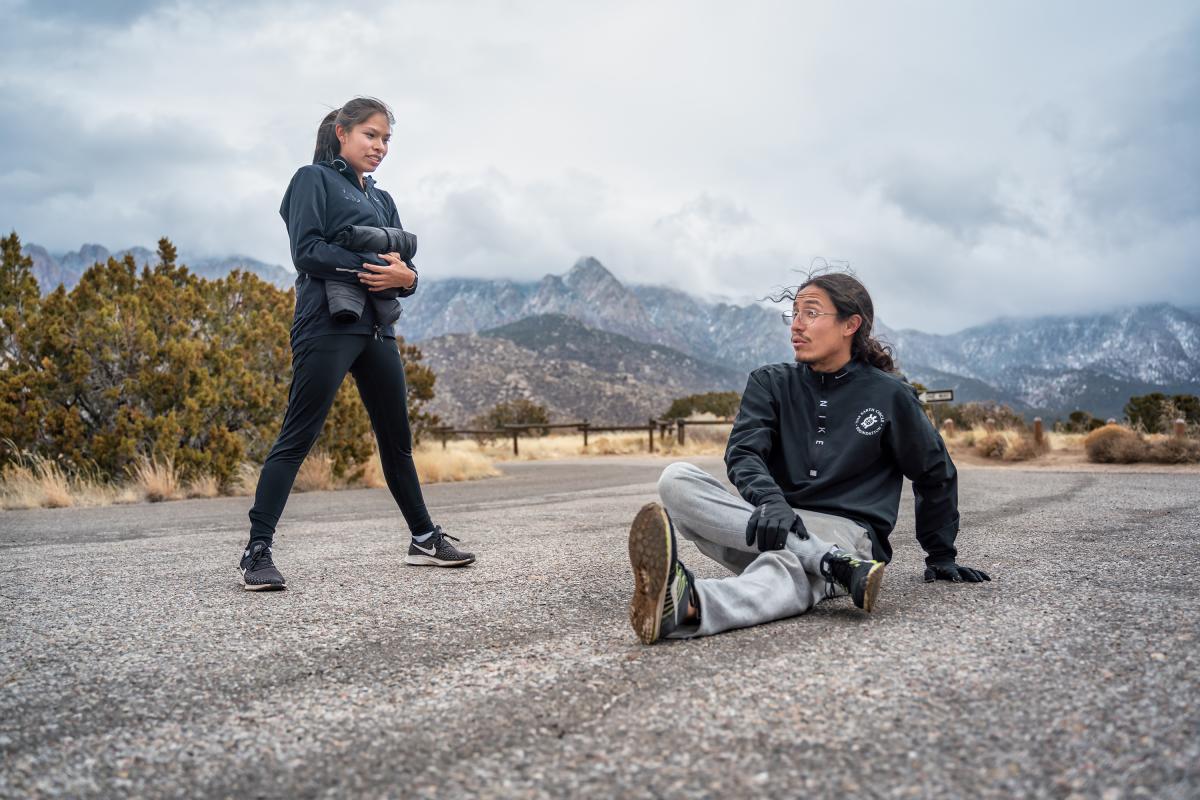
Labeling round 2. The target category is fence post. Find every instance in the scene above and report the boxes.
[512,428,519,457]
[1175,418,1187,439]
[582,418,589,448]
[677,419,686,446]
[1033,417,1044,446]
[647,418,655,453]
[440,428,448,450]
[942,419,955,436]
[985,417,996,434]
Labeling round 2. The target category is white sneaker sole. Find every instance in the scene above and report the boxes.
[404,554,475,567]
[240,568,286,591]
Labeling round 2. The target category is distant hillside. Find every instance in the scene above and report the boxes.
[399,257,794,373]
[22,242,295,291]
[21,242,1199,421]
[420,314,744,425]
[880,305,1200,418]
[481,314,744,390]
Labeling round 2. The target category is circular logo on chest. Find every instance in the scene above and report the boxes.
[855,407,885,436]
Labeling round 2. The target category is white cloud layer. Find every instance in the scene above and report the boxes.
[1,0,1197,331]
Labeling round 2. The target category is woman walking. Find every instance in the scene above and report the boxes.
[239,96,473,591]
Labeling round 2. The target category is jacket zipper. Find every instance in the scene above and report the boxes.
[808,372,830,479]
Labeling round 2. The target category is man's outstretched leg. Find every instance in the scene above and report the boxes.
[628,463,885,643]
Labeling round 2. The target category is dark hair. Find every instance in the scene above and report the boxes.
[774,269,897,373]
[313,96,396,164]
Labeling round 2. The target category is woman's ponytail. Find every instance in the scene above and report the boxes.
[313,109,340,164]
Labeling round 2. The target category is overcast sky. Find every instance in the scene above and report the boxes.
[1,0,1196,332]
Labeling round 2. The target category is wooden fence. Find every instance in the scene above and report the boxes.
[431,418,735,456]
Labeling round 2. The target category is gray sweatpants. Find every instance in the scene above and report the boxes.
[657,462,874,638]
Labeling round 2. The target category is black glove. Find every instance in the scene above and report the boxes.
[924,562,991,583]
[745,497,807,552]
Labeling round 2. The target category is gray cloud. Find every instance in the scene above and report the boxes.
[1,1,1197,332]
[16,0,166,24]
[876,163,1045,242]
[1067,19,1200,231]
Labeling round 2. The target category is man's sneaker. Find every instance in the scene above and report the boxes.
[628,502,695,644]
[404,526,475,567]
[820,550,885,611]
[239,542,286,591]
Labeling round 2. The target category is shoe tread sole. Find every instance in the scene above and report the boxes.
[861,562,885,612]
[628,502,672,645]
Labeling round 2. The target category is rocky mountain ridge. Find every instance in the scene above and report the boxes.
[23,244,1199,420]
[419,314,744,424]
[22,242,295,291]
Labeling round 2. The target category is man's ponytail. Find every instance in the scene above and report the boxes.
[793,271,898,374]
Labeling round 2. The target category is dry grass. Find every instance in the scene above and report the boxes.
[185,474,222,499]
[0,456,75,509]
[293,450,334,492]
[0,451,143,510]
[415,445,501,483]
[231,462,261,497]
[469,417,732,462]
[131,455,183,502]
[358,443,501,487]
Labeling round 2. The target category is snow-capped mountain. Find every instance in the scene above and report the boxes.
[22,244,1199,420]
[23,243,295,291]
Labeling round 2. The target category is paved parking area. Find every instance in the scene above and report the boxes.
[2,457,1197,798]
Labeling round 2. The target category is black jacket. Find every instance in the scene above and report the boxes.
[279,159,418,345]
[725,360,959,565]
[325,226,419,326]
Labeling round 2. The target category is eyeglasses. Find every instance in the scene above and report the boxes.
[782,309,838,325]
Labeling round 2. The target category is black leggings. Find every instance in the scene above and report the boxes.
[248,334,433,544]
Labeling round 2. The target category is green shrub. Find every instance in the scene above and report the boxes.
[1124,393,1200,435]
[663,391,741,419]
[472,399,551,436]
[0,232,436,486]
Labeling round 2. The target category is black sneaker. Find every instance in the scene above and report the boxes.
[239,542,286,591]
[628,502,696,644]
[820,550,884,611]
[404,526,475,567]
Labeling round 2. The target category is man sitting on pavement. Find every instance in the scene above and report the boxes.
[627,271,990,643]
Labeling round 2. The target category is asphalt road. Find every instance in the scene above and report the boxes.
[1,457,1197,799]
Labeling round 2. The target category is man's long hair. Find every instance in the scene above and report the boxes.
[776,270,897,373]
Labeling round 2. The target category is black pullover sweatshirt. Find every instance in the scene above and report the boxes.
[279,159,418,345]
[725,359,959,565]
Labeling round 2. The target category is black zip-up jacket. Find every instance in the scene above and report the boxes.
[325,226,419,326]
[725,359,959,565]
[279,159,418,345]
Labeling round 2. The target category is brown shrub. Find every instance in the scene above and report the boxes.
[974,433,1009,459]
[1145,437,1200,464]
[1084,425,1147,463]
[973,430,1045,462]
